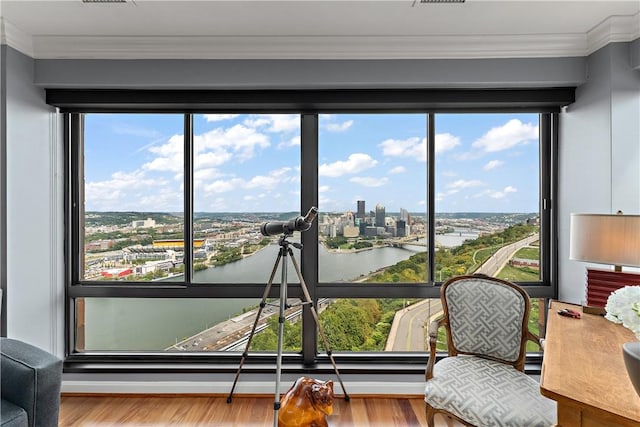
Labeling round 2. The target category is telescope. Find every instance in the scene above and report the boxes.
[230,204,349,421]
[260,207,318,236]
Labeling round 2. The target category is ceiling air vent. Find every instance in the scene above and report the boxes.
[82,0,127,3]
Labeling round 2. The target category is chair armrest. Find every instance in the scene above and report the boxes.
[425,315,445,380]
[1,338,63,427]
[526,330,542,350]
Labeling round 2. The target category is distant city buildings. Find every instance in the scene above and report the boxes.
[318,201,418,240]
[131,218,156,228]
[82,208,538,281]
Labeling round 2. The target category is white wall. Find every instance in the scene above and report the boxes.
[559,43,640,303]
[4,47,63,355]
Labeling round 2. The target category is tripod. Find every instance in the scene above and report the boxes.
[226,232,350,426]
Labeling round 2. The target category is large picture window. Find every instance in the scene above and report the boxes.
[56,89,564,366]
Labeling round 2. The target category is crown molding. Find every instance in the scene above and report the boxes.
[0,18,34,57]
[2,14,639,60]
[31,34,590,60]
[587,12,640,54]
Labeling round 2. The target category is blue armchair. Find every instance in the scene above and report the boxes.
[1,338,63,427]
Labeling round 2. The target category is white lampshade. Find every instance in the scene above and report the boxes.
[570,213,640,268]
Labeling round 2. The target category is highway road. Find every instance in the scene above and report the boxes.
[388,299,443,351]
[386,233,539,351]
[475,234,539,276]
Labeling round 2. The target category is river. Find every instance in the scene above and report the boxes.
[84,232,474,350]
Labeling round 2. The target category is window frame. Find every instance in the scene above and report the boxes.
[54,88,568,371]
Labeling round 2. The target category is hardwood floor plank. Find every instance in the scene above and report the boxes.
[59,395,463,426]
[397,398,422,426]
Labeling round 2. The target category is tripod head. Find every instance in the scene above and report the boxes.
[278,234,303,250]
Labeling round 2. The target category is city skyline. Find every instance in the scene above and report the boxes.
[84,113,540,214]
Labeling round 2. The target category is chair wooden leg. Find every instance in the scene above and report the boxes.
[425,403,436,427]
[444,415,455,427]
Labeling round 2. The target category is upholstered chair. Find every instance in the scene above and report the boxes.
[1,338,63,427]
[424,274,556,427]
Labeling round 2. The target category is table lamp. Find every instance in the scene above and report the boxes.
[569,212,640,313]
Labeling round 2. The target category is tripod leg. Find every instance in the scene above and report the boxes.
[227,250,283,404]
[289,252,351,402]
[273,247,289,427]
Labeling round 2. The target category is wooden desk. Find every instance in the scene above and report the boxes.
[541,301,640,426]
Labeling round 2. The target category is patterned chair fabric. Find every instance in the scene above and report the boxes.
[424,356,557,427]
[424,275,556,427]
[445,277,526,362]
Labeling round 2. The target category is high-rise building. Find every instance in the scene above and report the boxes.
[357,200,365,219]
[400,208,412,226]
[375,204,386,228]
[397,220,406,237]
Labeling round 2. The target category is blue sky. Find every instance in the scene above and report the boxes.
[84,112,539,213]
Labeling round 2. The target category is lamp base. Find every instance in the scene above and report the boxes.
[582,305,606,315]
[585,268,640,310]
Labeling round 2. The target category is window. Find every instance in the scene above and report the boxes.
[56,89,564,366]
[318,114,428,284]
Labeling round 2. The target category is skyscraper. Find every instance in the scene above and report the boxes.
[375,203,386,228]
[400,207,412,226]
[357,200,365,219]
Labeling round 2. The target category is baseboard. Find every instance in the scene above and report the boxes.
[62,380,425,396]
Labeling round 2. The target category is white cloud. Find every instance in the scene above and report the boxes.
[204,114,239,122]
[196,124,270,162]
[319,153,378,177]
[483,160,504,171]
[319,185,331,193]
[245,168,292,190]
[473,119,538,152]
[475,186,518,200]
[194,168,222,181]
[143,156,183,173]
[278,135,300,149]
[202,197,228,211]
[195,151,233,168]
[138,191,182,210]
[244,114,300,133]
[204,178,245,194]
[85,170,170,210]
[203,167,297,195]
[436,188,461,202]
[389,166,406,174]
[379,137,425,161]
[379,133,459,162]
[143,134,184,173]
[349,176,388,187]
[224,124,272,161]
[435,133,461,154]
[325,120,354,132]
[145,123,272,176]
[447,179,484,190]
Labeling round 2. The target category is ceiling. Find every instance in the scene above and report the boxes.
[1,0,639,59]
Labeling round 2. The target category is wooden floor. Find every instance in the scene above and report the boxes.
[60,395,463,426]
